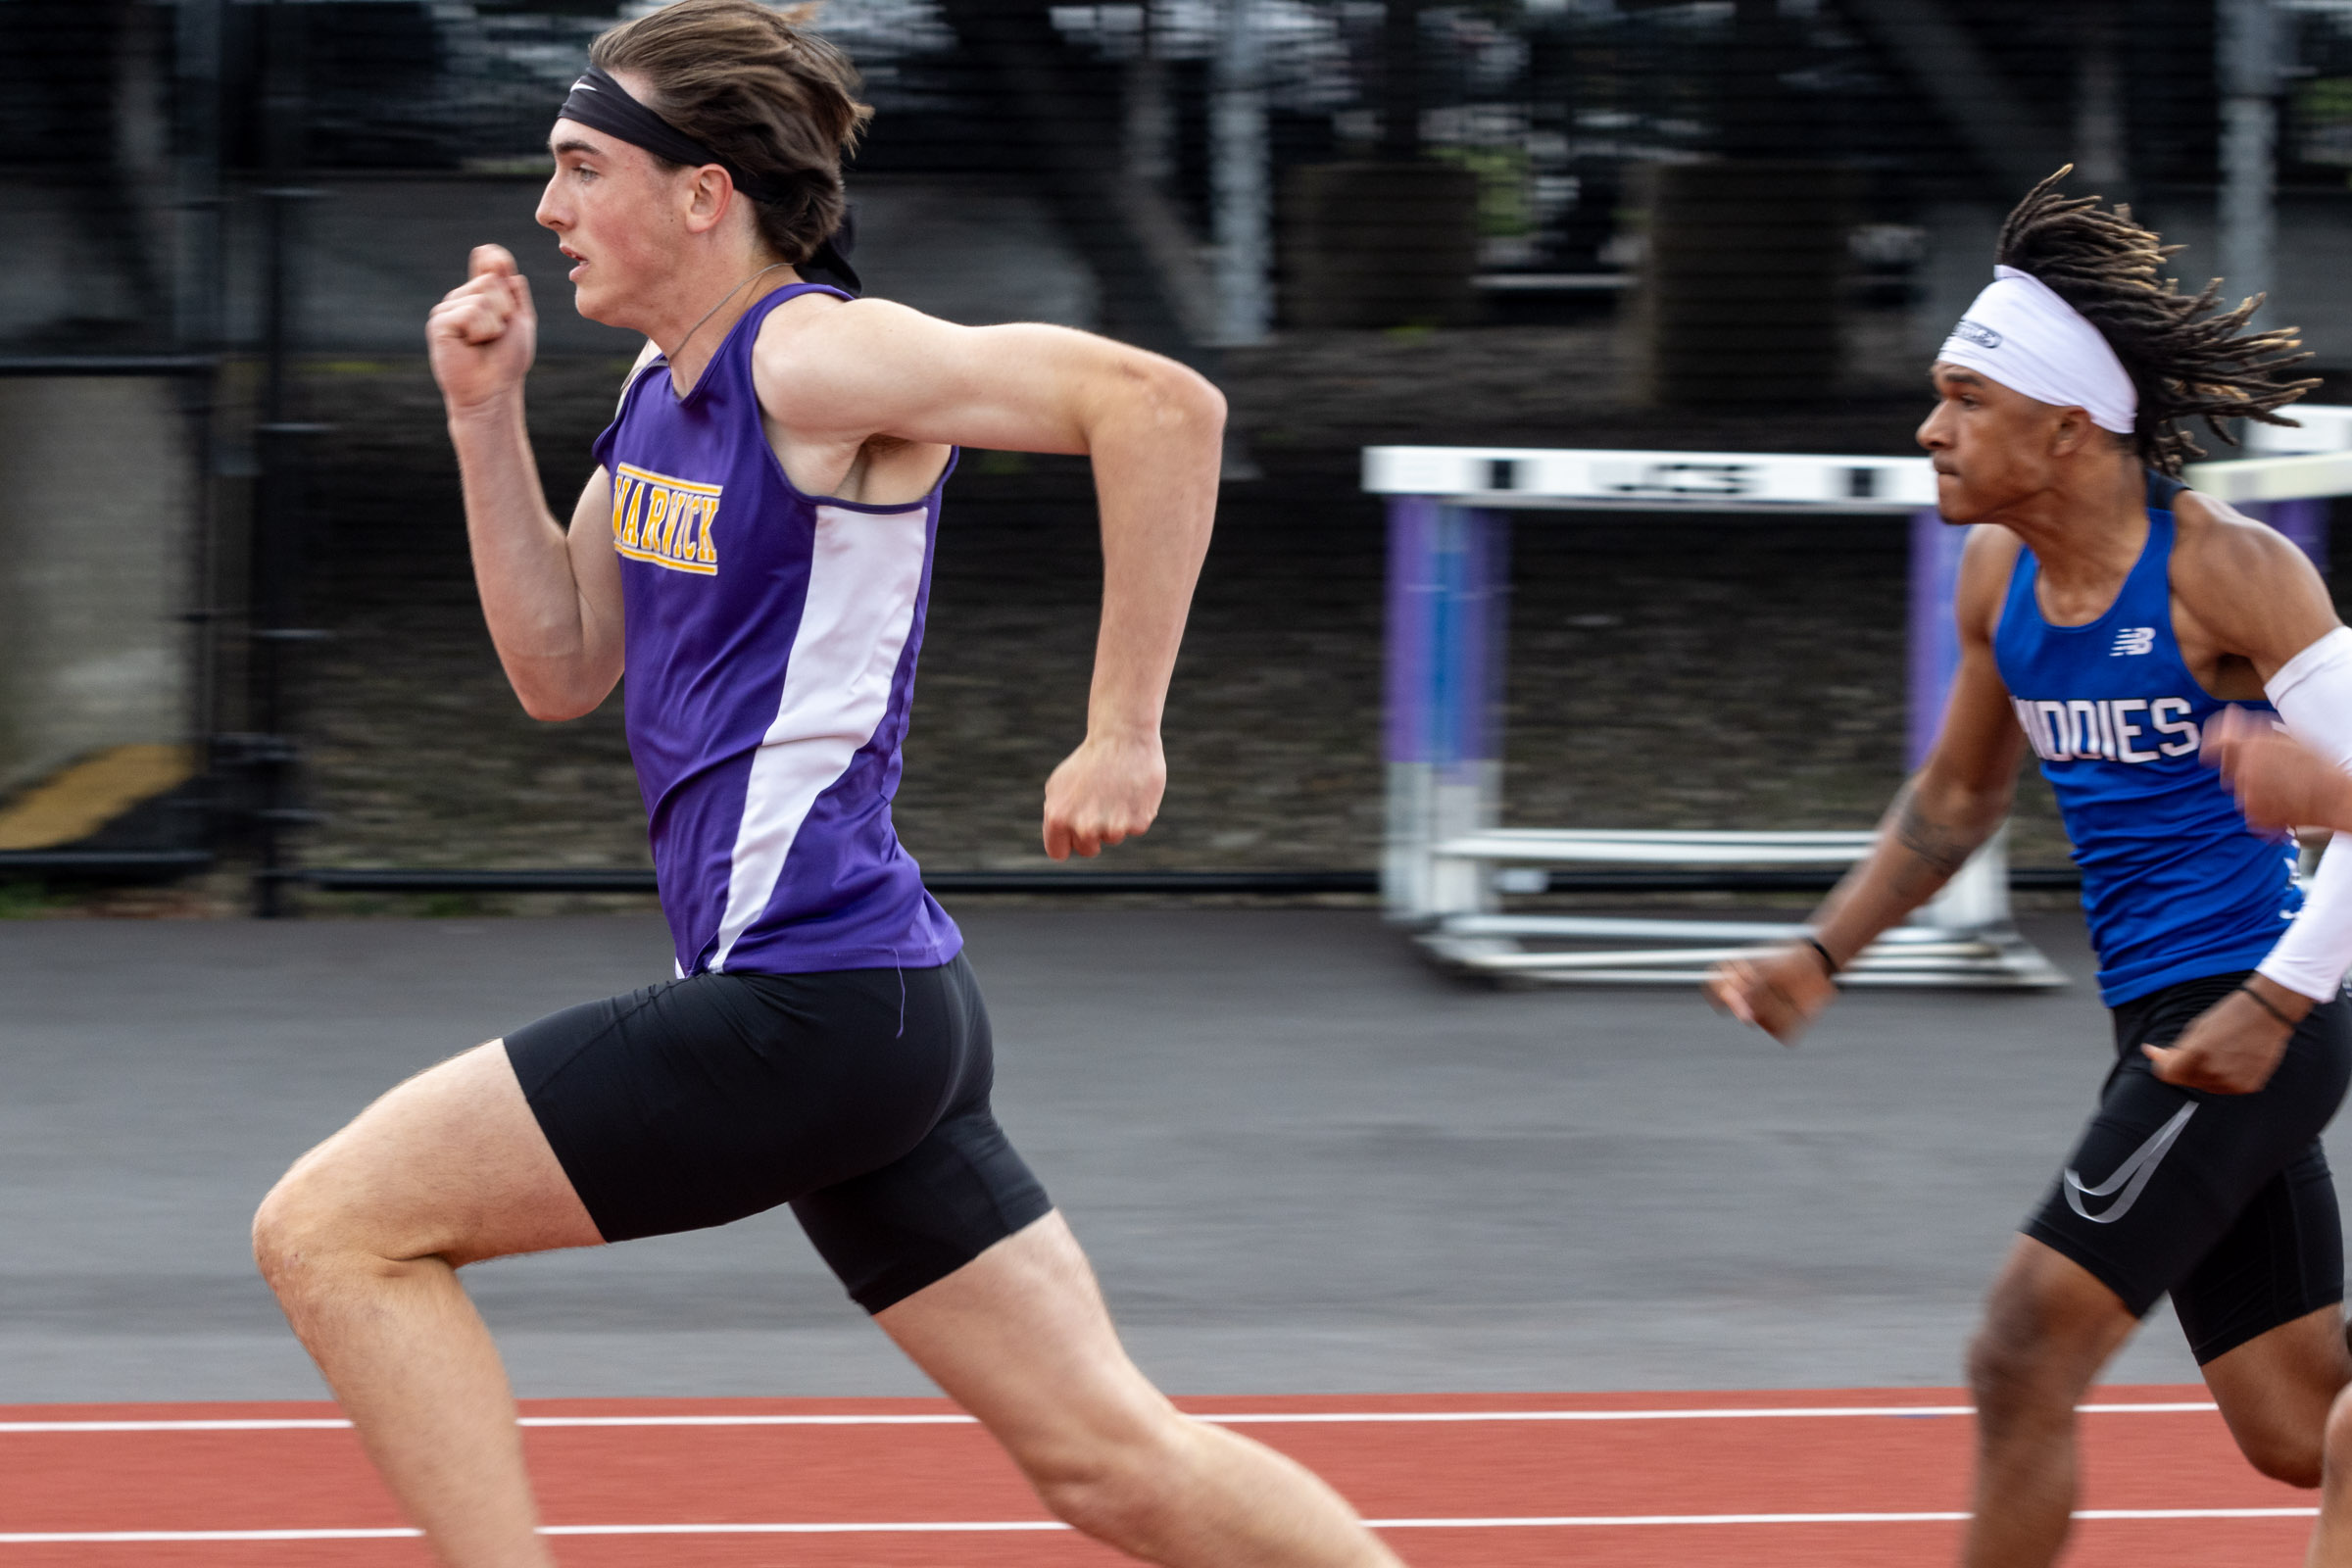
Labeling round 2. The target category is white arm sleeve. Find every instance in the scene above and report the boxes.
[2256,626,2352,1002]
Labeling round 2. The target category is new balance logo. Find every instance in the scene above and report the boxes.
[2111,627,2156,657]
[2063,1102,2195,1225]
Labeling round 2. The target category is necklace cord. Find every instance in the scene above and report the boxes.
[670,260,795,383]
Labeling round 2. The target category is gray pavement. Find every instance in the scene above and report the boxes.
[0,906,2301,1404]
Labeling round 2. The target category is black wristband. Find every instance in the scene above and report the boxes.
[1802,935,1841,978]
[2239,983,2298,1028]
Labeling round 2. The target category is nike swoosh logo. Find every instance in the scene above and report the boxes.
[2063,1102,2196,1225]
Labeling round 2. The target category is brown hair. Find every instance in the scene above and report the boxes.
[1996,168,2316,475]
[590,0,872,266]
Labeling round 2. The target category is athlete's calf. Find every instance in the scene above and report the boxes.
[877,1215,1405,1568]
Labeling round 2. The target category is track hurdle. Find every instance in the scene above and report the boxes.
[1369,432,2352,987]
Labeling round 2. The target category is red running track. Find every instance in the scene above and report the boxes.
[0,1387,2317,1567]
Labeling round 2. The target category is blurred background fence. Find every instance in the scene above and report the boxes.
[2,0,2348,915]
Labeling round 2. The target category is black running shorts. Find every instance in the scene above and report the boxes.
[503,953,1052,1313]
[2025,970,2352,1362]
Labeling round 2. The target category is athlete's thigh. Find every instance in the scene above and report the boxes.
[2169,1006,2352,1364]
[2201,1303,2349,1471]
[875,1211,1172,1455]
[2176,1137,2347,1365]
[270,1041,601,1266]
[2027,988,2350,1323]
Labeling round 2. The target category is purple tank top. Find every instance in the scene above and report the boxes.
[590,282,962,977]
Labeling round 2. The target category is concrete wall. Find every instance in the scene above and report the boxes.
[0,375,194,797]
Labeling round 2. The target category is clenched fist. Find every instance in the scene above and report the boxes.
[1041,730,1165,860]
[1706,943,1838,1046]
[2141,984,2299,1095]
[427,245,537,415]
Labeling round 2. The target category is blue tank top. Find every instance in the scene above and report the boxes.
[589,282,962,977]
[1992,485,2299,1004]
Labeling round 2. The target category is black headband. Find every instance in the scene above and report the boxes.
[560,67,860,295]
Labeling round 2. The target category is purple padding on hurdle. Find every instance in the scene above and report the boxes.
[2245,497,2329,575]
[1385,499,1508,769]
[1907,506,1968,770]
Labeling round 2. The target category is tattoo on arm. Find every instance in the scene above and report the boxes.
[1891,784,1977,880]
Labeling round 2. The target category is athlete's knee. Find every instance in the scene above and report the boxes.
[2241,1420,2324,1490]
[251,1151,401,1298]
[1967,1300,2099,1427]
[1019,1405,1197,1546]
[1967,1322,2048,1424]
[253,1160,337,1292]
[2220,1370,2329,1489]
[1971,1251,2127,1418]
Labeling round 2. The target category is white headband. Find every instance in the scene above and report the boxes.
[1937,266,2138,434]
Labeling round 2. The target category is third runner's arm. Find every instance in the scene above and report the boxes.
[1706,526,2027,1042]
[2205,707,2352,836]
[751,301,1224,860]
[428,244,625,721]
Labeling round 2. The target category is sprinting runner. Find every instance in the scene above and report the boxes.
[1709,169,2352,1568]
[250,5,1403,1566]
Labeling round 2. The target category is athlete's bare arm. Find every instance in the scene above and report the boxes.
[1707,525,2029,1042]
[2167,490,2341,695]
[2160,490,2346,862]
[426,245,625,721]
[2140,490,2346,1093]
[747,294,1226,861]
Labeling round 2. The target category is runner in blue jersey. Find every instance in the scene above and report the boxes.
[250,6,1403,1567]
[1710,171,2352,1568]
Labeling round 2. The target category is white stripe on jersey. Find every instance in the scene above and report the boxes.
[710,504,930,971]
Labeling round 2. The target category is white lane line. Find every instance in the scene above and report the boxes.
[1,1532,422,1544]
[0,1507,2316,1543]
[0,1401,2219,1435]
[1372,1508,2316,1527]
[0,1421,358,1435]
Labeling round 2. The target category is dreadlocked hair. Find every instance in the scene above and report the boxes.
[1994,167,2317,475]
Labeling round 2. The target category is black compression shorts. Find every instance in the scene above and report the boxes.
[503,953,1051,1313]
[2025,970,2352,1362]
